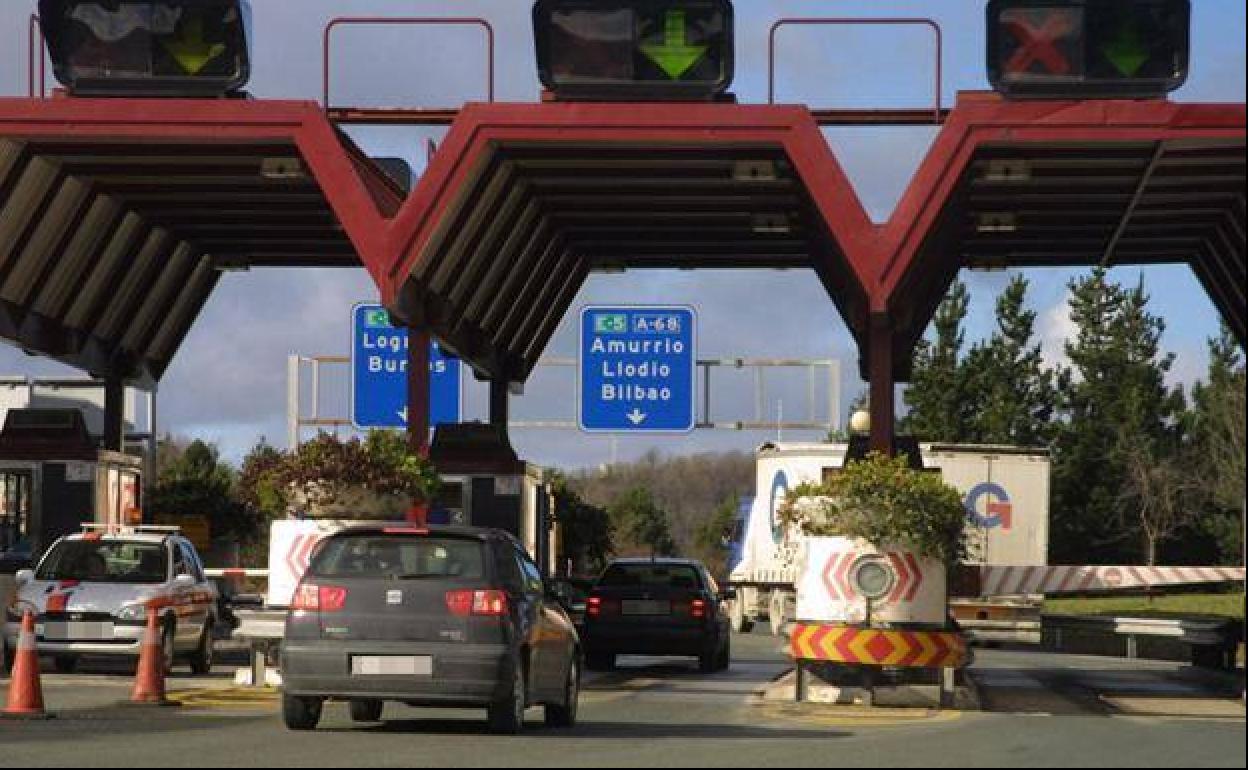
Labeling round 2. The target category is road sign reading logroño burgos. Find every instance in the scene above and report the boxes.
[579,305,696,433]
[350,303,462,430]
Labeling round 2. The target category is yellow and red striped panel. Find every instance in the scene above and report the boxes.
[790,623,968,669]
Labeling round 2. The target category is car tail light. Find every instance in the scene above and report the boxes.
[291,584,347,612]
[691,598,707,619]
[445,590,508,617]
[586,595,620,620]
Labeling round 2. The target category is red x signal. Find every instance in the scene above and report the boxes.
[1002,9,1078,76]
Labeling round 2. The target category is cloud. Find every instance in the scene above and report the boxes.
[1036,294,1077,373]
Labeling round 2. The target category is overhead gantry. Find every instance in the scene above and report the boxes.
[1,92,1241,452]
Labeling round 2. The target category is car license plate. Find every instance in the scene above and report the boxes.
[350,655,432,676]
[622,600,670,616]
[43,622,113,640]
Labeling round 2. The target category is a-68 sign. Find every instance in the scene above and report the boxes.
[579,305,696,433]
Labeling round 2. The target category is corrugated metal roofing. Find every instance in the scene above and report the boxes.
[0,111,401,386]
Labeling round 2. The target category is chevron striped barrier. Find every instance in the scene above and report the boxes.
[976,565,1245,597]
[789,623,969,669]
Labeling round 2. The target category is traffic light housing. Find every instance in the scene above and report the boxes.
[987,0,1189,99]
[533,0,734,101]
[39,0,251,97]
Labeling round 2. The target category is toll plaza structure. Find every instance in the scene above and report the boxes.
[0,2,1243,464]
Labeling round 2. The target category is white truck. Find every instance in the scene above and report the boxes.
[726,442,1050,636]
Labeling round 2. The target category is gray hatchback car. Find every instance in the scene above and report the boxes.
[280,526,581,734]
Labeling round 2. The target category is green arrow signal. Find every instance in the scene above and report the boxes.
[1103,19,1149,76]
[639,10,708,80]
[159,18,227,75]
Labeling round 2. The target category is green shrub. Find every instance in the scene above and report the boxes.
[778,452,968,564]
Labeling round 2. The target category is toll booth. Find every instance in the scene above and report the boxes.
[0,409,143,572]
[427,423,558,575]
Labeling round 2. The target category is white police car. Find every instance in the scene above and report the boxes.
[3,526,218,674]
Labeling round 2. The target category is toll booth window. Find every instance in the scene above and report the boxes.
[0,472,32,554]
[35,540,168,584]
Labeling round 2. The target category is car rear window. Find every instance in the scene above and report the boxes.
[36,540,167,584]
[309,534,486,580]
[598,563,703,590]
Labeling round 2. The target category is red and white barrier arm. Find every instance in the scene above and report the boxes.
[971,565,1245,597]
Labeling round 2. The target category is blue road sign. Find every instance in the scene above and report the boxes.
[351,303,461,430]
[579,305,696,433]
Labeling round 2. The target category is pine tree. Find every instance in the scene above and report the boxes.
[1188,325,1246,563]
[963,275,1056,445]
[902,280,972,441]
[1050,269,1186,564]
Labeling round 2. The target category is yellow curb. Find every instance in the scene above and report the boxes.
[165,687,280,709]
[757,701,964,728]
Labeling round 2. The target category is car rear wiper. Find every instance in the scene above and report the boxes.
[396,572,445,580]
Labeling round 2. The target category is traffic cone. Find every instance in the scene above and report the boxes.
[129,609,175,707]
[2,610,51,720]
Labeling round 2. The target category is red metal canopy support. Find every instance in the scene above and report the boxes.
[406,326,431,456]
[0,94,1242,456]
[867,314,896,455]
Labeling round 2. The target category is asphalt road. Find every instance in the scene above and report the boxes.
[1,631,1243,768]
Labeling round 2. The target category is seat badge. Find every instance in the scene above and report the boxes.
[386,590,403,606]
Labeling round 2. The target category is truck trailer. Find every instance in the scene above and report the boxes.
[726,441,1050,635]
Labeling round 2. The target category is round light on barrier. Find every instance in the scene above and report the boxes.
[849,410,870,435]
[850,556,895,601]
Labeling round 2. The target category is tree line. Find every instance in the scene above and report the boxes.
[145,268,1243,572]
[903,269,1244,566]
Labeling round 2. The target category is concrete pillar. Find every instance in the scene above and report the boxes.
[867,313,896,456]
[103,377,124,452]
[406,327,430,455]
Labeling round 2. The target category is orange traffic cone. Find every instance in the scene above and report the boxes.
[129,609,174,707]
[2,610,51,719]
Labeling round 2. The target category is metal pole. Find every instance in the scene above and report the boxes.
[807,365,816,424]
[795,659,806,703]
[286,354,300,450]
[755,367,764,423]
[702,362,711,426]
[146,386,157,489]
[103,378,124,452]
[830,359,841,433]
[310,358,320,422]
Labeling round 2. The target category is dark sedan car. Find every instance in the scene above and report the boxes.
[582,558,732,673]
[281,526,581,734]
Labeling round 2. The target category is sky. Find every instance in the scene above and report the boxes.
[0,0,1244,471]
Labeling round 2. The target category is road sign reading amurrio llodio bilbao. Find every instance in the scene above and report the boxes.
[351,303,461,430]
[579,305,696,433]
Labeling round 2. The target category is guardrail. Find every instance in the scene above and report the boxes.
[768,17,944,124]
[322,16,496,109]
[1044,613,1243,670]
